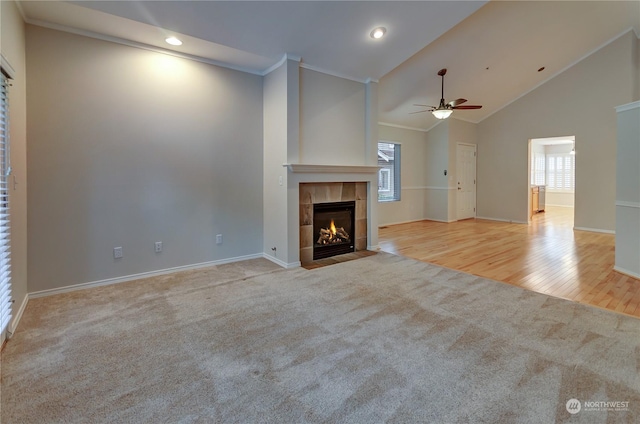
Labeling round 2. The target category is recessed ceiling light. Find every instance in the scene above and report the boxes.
[370,27,386,40]
[165,37,183,46]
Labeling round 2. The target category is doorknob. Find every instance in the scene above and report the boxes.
[458,187,462,190]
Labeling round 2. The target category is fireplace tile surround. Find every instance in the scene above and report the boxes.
[299,182,367,265]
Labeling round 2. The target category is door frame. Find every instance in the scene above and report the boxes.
[528,136,576,224]
[456,142,477,221]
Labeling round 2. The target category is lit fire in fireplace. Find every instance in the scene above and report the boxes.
[317,219,351,245]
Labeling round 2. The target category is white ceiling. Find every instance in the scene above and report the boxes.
[18,1,640,131]
[380,0,640,130]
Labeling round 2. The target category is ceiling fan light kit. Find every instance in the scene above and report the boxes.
[432,109,453,119]
[413,68,482,120]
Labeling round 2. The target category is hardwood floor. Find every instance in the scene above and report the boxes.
[379,206,640,319]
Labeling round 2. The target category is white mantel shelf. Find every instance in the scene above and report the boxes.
[284,164,380,174]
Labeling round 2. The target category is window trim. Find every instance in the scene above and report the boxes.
[531,152,546,186]
[0,67,12,342]
[378,168,391,192]
[546,153,575,192]
[377,141,401,202]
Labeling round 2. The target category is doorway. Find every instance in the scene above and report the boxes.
[456,143,476,220]
[528,136,576,224]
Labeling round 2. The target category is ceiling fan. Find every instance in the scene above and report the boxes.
[412,68,482,119]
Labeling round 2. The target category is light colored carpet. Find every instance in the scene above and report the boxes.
[2,252,639,423]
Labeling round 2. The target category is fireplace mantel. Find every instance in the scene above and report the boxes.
[284,164,380,174]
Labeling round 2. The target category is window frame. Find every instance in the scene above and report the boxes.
[377,141,401,202]
[546,153,575,192]
[0,66,13,342]
[378,168,391,193]
[531,152,546,186]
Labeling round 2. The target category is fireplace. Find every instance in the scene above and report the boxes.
[299,182,367,265]
[313,201,355,260]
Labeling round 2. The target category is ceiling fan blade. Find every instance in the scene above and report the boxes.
[409,110,431,115]
[413,104,436,108]
[452,105,482,110]
[447,98,467,107]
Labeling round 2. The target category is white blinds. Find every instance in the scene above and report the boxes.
[531,152,546,185]
[0,71,12,340]
[547,153,575,191]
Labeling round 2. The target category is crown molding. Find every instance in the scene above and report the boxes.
[261,54,301,76]
[378,122,428,132]
[13,0,27,21]
[25,18,266,76]
[299,62,369,84]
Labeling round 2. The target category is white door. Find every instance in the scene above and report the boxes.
[457,143,476,220]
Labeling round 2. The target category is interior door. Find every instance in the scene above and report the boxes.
[457,143,476,220]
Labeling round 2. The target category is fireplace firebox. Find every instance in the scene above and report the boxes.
[313,201,355,260]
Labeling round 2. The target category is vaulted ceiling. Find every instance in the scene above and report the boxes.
[19,1,640,130]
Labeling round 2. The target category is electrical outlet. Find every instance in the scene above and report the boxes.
[155,241,162,253]
[216,234,223,245]
[113,247,123,259]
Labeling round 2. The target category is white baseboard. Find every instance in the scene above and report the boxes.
[8,293,29,336]
[574,226,615,234]
[613,266,640,280]
[29,253,265,299]
[378,217,457,227]
[427,218,457,223]
[475,216,528,225]
[262,253,300,269]
[367,245,380,251]
[378,218,427,227]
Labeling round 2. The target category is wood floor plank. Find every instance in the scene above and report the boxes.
[378,206,640,319]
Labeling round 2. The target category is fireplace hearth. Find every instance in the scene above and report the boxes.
[313,201,355,260]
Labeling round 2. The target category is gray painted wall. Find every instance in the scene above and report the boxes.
[26,26,264,292]
[377,125,428,226]
[476,31,638,230]
[634,36,640,100]
[424,122,450,222]
[299,68,366,165]
[263,61,291,266]
[615,102,640,277]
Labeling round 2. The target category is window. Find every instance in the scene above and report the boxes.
[378,142,400,202]
[531,152,545,185]
[378,168,390,192]
[0,70,11,341]
[547,153,575,191]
